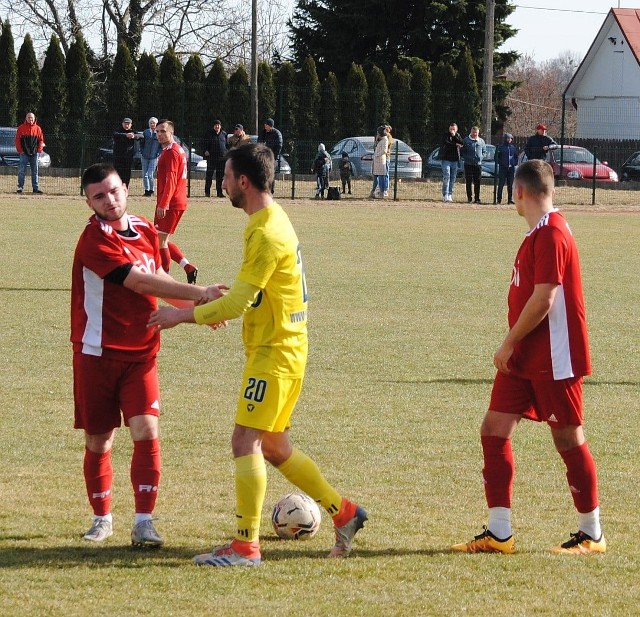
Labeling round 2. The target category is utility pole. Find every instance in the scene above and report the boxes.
[481,0,495,142]
[250,0,258,135]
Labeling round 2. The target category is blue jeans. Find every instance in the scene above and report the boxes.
[142,157,158,192]
[498,166,515,202]
[441,160,458,196]
[18,153,39,191]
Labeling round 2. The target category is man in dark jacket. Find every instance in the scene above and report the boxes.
[203,120,228,197]
[258,118,283,194]
[440,122,463,202]
[496,133,518,204]
[112,117,140,187]
[524,123,557,161]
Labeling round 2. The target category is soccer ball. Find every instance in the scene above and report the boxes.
[271,492,321,540]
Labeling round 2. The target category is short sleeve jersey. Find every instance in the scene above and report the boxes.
[156,142,188,211]
[236,202,308,377]
[507,210,591,380]
[70,214,161,361]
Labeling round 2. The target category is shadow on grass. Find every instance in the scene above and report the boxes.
[382,377,640,387]
[0,543,448,569]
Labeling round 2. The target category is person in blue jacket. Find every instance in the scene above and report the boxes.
[496,133,518,204]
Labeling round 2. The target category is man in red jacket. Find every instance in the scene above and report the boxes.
[15,112,45,194]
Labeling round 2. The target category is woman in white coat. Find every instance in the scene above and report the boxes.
[369,125,389,199]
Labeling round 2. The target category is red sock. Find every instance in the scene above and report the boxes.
[131,439,161,514]
[332,498,357,527]
[84,448,113,516]
[560,443,599,513]
[160,247,170,272]
[481,435,514,508]
[168,242,184,265]
[230,539,261,559]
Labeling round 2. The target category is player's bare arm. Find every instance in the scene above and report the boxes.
[494,283,558,373]
[122,265,207,302]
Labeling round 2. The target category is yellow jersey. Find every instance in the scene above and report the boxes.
[236,202,308,377]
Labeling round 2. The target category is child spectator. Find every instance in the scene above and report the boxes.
[339,151,353,194]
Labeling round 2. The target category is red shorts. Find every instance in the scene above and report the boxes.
[489,371,584,428]
[73,353,160,435]
[154,208,185,235]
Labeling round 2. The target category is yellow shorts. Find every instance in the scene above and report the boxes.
[235,371,303,432]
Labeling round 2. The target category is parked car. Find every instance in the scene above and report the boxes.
[0,126,52,168]
[620,151,640,181]
[248,135,291,174]
[96,135,205,173]
[545,145,618,182]
[329,136,422,178]
[424,144,497,178]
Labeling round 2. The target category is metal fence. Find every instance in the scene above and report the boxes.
[2,133,640,205]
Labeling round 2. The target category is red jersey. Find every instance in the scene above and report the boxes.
[71,214,161,361]
[507,210,591,380]
[156,141,187,211]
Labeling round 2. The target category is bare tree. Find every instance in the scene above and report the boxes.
[2,0,292,68]
[504,51,580,139]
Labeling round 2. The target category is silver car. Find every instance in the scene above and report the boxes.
[329,136,422,178]
[0,126,52,168]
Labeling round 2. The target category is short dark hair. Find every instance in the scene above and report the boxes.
[157,119,174,131]
[224,143,274,192]
[514,159,555,196]
[82,163,120,190]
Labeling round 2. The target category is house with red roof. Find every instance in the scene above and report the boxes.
[564,8,640,139]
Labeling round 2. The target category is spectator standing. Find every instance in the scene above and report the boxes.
[15,112,45,194]
[339,151,353,195]
[141,117,161,197]
[228,124,251,149]
[385,124,394,190]
[524,123,557,161]
[451,160,605,556]
[148,143,368,567]
[203,119,228,198]
[155,120,199,284]
[112,117,141,188]
[496,133,518,204]
[72,163,216,546]
[462,126,486,204]
[311,143,330,199]
[257,118,283,194]
[369,125,389,199]
[440,122,464,202]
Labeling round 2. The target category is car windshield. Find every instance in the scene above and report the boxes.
[560,148,597,164]
[357,136,413,153]
[483,145,496,161]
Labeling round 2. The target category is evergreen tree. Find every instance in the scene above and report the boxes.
[17,35,41,119]
[66,33,92,166]
[366,66,391,136]
[258,61,276,132]
[451,47,481,137]
[319,72,341,145]
[408,58,431,151]
[341,62,367,137]
[204,59,228,129]
[0,20,18,126]
[40,35,68,165]
[387,65,411,142]
[137,53,161,127]
[106,44,137,133]
[228,64,251,129]
[275,62,297,138]
[183,54,206,141]
[430,61,456,144]
[295,56,320,140]
[159,47,184,131]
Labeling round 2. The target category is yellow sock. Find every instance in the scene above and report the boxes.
[234,453,267,544]
[277,448,342,517]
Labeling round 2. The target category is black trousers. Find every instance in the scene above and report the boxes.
[464,164,481,201]
[205,160,224,196]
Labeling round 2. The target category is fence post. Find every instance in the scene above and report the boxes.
[592,147,597,206]
[392,140,399,200]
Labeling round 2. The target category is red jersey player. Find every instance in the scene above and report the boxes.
[452,159,605,556]
[71,163,221,546]
[155,119,199,284]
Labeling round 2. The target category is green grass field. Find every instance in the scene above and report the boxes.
[0,195,638,616]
